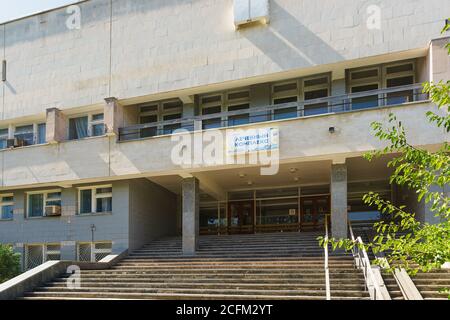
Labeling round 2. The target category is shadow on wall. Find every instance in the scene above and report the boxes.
[240,1,344,70]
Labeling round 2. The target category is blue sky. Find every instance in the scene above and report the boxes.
[0,0,77,23]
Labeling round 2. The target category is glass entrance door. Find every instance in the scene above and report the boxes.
[300,196,330,231]
[228,201,254,234]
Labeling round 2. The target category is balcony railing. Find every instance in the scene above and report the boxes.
[118,84,428,142]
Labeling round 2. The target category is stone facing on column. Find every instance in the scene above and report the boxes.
[104,97,124,137]
[182,177,199,255]
[46,108,66,144]
[331,163,348,239]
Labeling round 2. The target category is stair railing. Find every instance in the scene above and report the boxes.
[324,215,331,300]
[348,221,383,300]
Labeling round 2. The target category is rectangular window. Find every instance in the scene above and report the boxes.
[69,116,88,140]
[77,241,112,262]
[79,189,92,214]
[228,103,250,126]
[272,81,299,120]
[78,186,112,214]
[0,194,14,220]
[91,113,105,136]
[14,125,34,146]
[28,194,44,217]
[303,76,329,116]
[351,84,379,110]
[201,94,223,130]
[0,128,8,149]
[25,243,61,270]
[37,123,46,144]
[27,190,62,218]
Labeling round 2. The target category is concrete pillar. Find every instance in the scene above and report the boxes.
[331,163,348,238]
[60,241,76,260]
[430,37,450,83]
[104,97,123,137]
[46,108,66,144]
[182,177,199,255]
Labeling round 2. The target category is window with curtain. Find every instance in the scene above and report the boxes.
[78,186,112,214]
[69,116,88,140]
[79,189,92,214]
[28,194,44,217]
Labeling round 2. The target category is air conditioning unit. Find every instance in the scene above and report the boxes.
[6,138,26,148]
[233,0,270,28]
[45,205,62,217]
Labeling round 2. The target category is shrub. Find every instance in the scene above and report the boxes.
[0,244,21,283]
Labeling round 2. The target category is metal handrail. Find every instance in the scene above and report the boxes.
[324,215,331,300]
[348,221,383,300]
[118,83,429,141]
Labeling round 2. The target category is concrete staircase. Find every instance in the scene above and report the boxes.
[410,269,450,300]
[19,232,370,300]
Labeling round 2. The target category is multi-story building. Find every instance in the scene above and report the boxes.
[0,0,448,271]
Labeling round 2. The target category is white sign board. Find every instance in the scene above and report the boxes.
[227,127,279,155]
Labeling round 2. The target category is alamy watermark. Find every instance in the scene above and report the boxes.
[170,127,280,176]
[66,5,81,30]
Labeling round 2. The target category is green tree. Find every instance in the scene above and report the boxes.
[0,244,21,284]
[319,21,450,299]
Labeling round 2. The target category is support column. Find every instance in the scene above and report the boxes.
[104,97,123,137]
[182,177,199,255]
[46,108,66,144]
[331,163,348,239]
[60,241,76,261]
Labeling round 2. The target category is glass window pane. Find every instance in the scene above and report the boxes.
[386,64,413,74]
[96,187,112,194]
[29,194,44,217]
[69,117,88,140]
[140,115,158,124]
[92,113,104,121]
[304,89,328,100]
[202,106,222,115]
[202,118,222,130]
[0,129,8,150]
[1,196,13,202]
[37,123,46,144]
[96,197,112,213]
[15,125,34,146]
[304,103,329,116]
[163,124,181,135]
[274,107,297,120]
[273,82,297,93]
[92,124,105,136]
[79,189,92,214]
[351,69,378,80]
[140,127,157,138]
[1,205,13,220]
[228,114,249,126]
[273,96,297,105]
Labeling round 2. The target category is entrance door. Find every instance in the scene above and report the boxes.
[300,196,330,231]
[228,201,254,234]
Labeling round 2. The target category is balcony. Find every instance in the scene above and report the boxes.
[118,84,428,142]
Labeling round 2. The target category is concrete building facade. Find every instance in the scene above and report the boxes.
[0,0,449,269]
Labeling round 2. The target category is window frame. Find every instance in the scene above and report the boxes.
[138,99,183,135]
[77,185,113,215]
[67,111,105,140]
[77,241,112,262]
[0,193,14,221]
[26,189,62,218]
[25,243,61,270]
